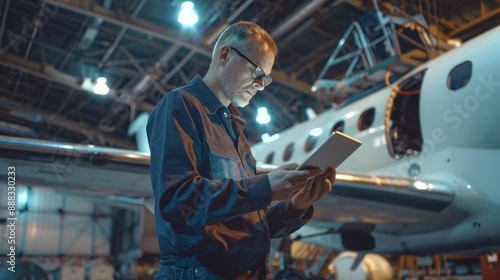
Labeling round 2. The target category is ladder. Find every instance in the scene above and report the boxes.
[312,9,431,105]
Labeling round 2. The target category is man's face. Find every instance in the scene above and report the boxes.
[220,42,274,107]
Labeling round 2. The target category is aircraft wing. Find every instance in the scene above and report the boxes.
[305,172,470,254]
[259,164,455,230]
[312,172,455,230]
[295,173,463,253]
[0,136,153,203]
[319,172,454,221]
[1,136,454,223]
[259,164,460,253]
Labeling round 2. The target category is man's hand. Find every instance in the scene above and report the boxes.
[291,166,336,210]
[267,163,323,201]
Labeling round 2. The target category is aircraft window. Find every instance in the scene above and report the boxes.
[386,70,426,158]
[283,143,294,162]
[448,61,472,91]
[331,121,345,133]
[264,152,274,164]
[304,135,319,153]
[357,108,375,131]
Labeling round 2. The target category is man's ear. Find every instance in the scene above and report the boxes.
[218,46,230,66]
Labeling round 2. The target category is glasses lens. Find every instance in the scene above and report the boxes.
[263,75,272,86]
[252,67,272,86]
[252,67,265,79]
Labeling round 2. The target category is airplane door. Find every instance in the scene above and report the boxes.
[385,69,426,159]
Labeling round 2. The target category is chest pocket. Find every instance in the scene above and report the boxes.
[207,141,246,181]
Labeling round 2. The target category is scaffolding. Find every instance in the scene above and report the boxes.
[311,7,443,105]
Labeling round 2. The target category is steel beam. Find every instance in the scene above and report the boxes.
[76,0,112,50]
[203,0,255,45]
[0,52,80,88]
[271,70,316,96]
[0,0,11,48]
[45,0,211,57]
[446,6,500,37]
[44,0,316,97]
[0,101,137,149]
[160,49,196,84]
[0,52,154,112]
[271,0,328,39]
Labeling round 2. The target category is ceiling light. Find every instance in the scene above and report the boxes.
[178,1,198,26]
[256,107,271,124]
[93,77,109,95]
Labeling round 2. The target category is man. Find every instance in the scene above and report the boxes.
[146,21,335,279]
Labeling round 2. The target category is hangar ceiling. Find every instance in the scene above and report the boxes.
[1,0,499,148]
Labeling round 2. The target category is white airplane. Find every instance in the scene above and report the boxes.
[1,21,499,280]
[252,23,500,258]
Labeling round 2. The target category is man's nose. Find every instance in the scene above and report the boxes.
[253,77,265,91]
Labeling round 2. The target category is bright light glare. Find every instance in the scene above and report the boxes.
[414,181,429,190]
[178,1,198,26]
[447,38,462,48]
[344,112,356,119]
[181,1,194,9]
[93,77,109,95]
[256,107,271,124]
[309,127,323,136]
[18,188,28,207]
[261,133,280,143]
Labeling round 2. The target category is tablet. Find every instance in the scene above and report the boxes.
[297,131,362,171]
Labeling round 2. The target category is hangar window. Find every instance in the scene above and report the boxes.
[283,143,294,162]
[304,135,319,153]
[448,61,472,91]
[386,70,426,159]
[331,120,345,133]
[358,108,375,131]
[264,152,274,164]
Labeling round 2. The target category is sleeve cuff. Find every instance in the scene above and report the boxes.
[244,174,272,210]
[297,206,313,221]
[286,200,314,221]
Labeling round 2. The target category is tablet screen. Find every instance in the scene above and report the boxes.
[297,131,362,171]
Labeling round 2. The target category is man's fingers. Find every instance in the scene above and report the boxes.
[323,166,336,182]
[301,176,321,200]
[310,176,331,199]
[278,162,300,171]
[323,178,333,193]
[288,169,321,186]
[290,170,333,201]
[298,177,315,194]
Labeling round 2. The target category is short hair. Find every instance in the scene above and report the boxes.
[212,21,278,61]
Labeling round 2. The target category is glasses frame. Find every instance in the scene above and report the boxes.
[230,47,272,86]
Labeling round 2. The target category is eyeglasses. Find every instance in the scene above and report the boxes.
[230,47,272,87]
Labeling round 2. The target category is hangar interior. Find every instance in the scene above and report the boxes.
[1,0,500,279]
